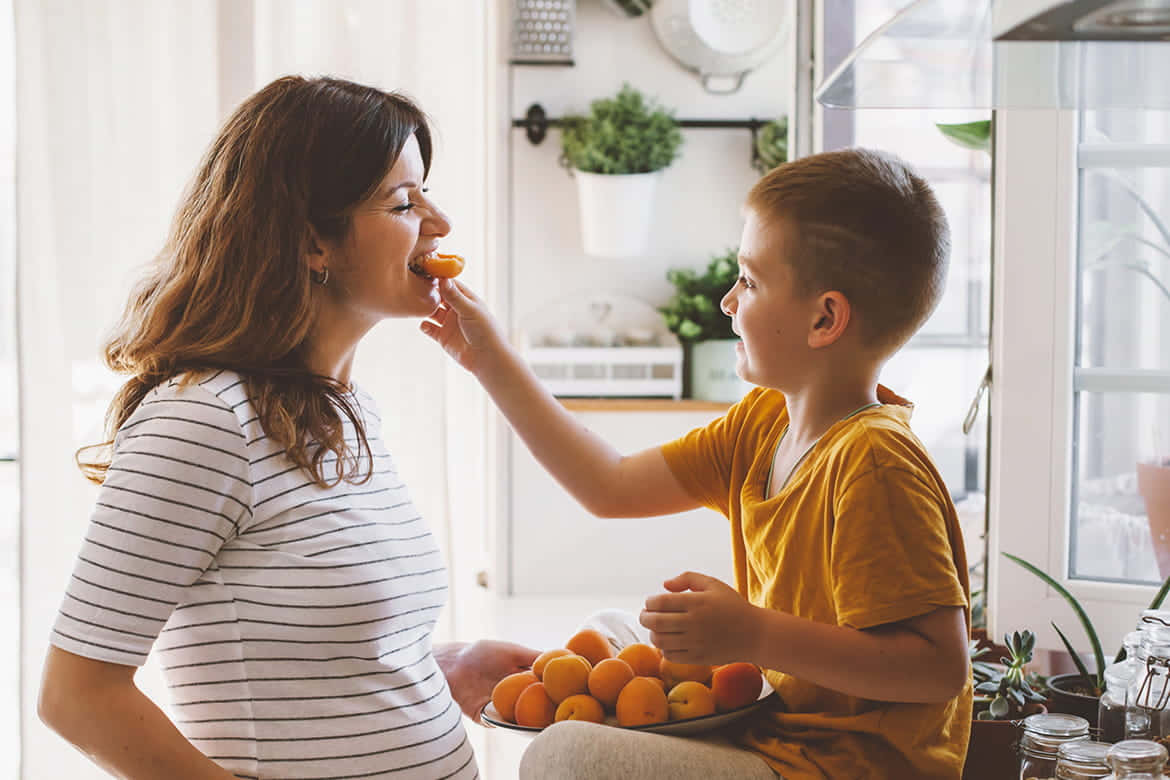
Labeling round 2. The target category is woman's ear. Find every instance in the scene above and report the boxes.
[808,291,851,349]
[303,224,329,275]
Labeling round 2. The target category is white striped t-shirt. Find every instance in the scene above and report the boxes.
[51,370,477,780]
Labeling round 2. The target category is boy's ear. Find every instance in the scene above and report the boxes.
[808,291,851,349]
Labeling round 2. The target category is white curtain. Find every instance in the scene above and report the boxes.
[15,2,490,776]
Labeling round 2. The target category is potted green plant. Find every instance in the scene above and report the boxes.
[659,248,750,402]
[1003,552,1170,727]
[752,117,788,175]
[561,83,683,258]
[964,630,1048,780]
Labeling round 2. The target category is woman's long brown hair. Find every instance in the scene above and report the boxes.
[78,76,433,487]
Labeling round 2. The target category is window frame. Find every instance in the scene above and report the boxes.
[987,107,1168,656]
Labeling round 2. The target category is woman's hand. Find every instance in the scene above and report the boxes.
[420,279,508,376]
[639,571,764,666]
[436,639,540,723]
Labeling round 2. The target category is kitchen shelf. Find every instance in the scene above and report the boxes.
[559,398,732,412]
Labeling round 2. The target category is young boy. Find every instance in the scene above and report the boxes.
[423,148,971,779]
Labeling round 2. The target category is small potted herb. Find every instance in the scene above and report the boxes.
[561,83,683,257]
[964,630,1048,780]
[659,248,748,401]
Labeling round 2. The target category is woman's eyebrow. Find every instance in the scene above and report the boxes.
[381,181,419,198]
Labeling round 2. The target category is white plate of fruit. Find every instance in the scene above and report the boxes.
[481,628,774,737]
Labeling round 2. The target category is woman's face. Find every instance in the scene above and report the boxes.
[324,133,452,322]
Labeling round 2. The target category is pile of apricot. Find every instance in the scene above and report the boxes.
[489,628,764,729]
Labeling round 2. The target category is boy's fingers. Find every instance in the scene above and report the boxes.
[662,571,711,593]
[643,592,691,613]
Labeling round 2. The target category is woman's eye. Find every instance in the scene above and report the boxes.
[390,202,417,213]
[738,275,754,289]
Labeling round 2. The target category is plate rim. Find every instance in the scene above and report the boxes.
[480,681,774,735]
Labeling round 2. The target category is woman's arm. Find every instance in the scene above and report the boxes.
[422,279,699,519]
[39,646,239,780]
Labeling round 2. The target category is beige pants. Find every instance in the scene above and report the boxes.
[518,720,780,780]
[517,610,781,780]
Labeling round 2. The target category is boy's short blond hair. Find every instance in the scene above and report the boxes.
[746,148,950,355]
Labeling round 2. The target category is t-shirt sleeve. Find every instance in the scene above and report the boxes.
[830,465,967,630]
[50,380,253,666]
[660,389,762,516]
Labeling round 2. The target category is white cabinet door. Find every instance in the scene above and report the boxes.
[508,408,735,597]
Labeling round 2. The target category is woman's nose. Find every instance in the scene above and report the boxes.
[424,199,452,238]
[720,290,736,317]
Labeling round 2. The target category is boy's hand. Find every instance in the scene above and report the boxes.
[420,278,508,376]
[640,571,764,666]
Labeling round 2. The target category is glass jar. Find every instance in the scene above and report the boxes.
[1101,663,1135,743]
[1056,741,1112,779]
[1020,713,1091,780]
[1104,739,1168,779]
[1125,635,1170,740]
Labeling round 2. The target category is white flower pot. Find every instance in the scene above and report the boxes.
[689,339,752,402]
[573,169,662,258]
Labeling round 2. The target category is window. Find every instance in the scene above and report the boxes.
[1071,110,1170,586]
[990,105,1170,653]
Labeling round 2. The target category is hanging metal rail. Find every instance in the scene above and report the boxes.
[512,103,776,166]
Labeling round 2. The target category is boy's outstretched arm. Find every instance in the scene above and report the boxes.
[642,572,970,704]
[421,278,700,519]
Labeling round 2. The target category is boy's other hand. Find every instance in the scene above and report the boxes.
[640,571,763,666]
[420,278,507,375]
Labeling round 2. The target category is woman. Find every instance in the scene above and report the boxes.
[38,75,536,780]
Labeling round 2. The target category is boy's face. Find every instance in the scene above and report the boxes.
[721,210,821,390]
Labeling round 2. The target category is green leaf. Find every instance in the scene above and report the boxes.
[660,248,739,343]
[1003,553,1106,688]
[936,120,991,153]
[1051,622,1099,693]
[989,696,1010,719]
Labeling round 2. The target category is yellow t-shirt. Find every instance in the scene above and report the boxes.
[661,385,971,779]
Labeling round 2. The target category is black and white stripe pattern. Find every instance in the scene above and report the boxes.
[52,371,476,779]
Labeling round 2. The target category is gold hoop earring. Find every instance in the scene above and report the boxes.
[311,267,329,286]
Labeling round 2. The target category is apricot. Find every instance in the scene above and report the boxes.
[514,681,556,728]
[616,676,670,727]
[659,658,713,689]
[532,647,572,679]
[542,654,592,704]
[554,693,606,724]
[617,642,663,678]
[667,680,716,721]
[417,252,465,278]
[566,628,616,667]
[711,662,763,712]
[490,670,539,723]
[587,657,636,710]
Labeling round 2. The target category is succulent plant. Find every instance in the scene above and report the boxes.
[973,630,1047,720]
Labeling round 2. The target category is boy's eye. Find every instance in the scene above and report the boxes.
[738,275,755,289]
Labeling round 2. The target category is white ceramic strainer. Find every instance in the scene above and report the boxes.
[687,0,787,55]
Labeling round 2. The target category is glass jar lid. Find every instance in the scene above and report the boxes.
[1106,739,1169,772]
[1138,634,1170,660]
[1057,739,1112,769]
[1023,713,1091,738]
[1105,661,1136,691]
[1020,714,1091,757]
